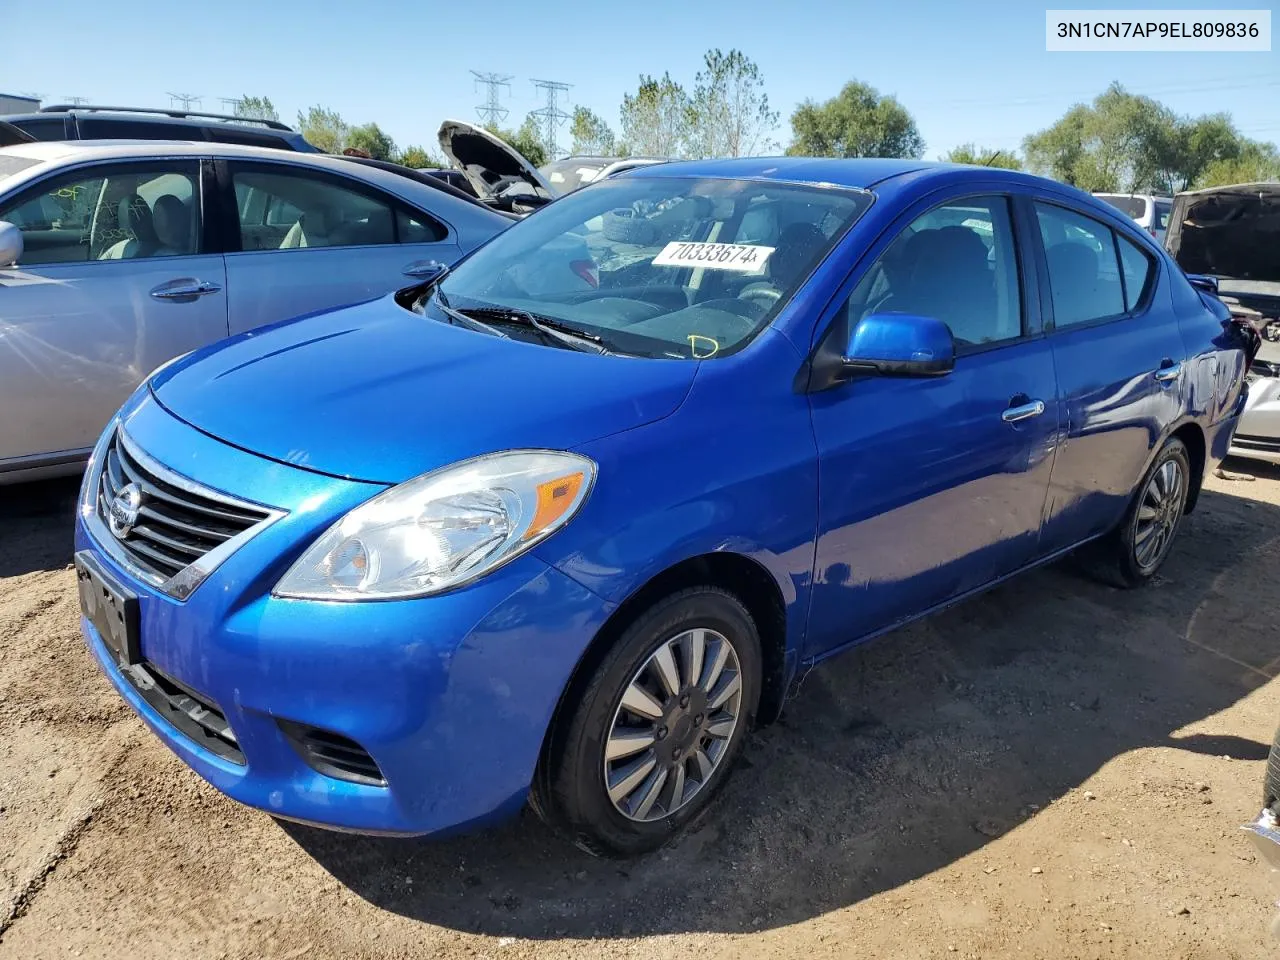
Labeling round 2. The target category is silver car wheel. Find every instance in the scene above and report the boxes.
[1134,458,1186,572]
[602,628,743,823]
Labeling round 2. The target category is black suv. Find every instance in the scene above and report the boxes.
[5,105,318,152]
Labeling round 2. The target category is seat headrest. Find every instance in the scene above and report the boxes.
[1046,241,1099,286]
[152,194,190,251]
[118,194,157,246]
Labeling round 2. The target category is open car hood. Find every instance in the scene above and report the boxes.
[1167,182,1280,288]
[437,119,554,203]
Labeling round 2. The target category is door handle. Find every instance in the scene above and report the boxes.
[150,278,222,301]
[1154,360,1182,383]
[1002,399,1046,423]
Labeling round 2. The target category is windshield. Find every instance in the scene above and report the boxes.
[541,159,611,196]
[0,154,39,187]
[433,176,872,359]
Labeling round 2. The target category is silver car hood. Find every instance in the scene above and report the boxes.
[437,119,554,201]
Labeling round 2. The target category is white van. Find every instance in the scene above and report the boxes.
[1093,193,1173,245]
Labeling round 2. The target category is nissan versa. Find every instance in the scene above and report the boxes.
[75,158,1256,856]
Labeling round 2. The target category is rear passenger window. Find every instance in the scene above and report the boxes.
[397,208,447,243]
[1117,234,1154,311]
[1035,203,1125,328]
[229,166,395,251]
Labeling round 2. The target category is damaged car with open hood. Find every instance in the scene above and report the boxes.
[1166,182,1280,464]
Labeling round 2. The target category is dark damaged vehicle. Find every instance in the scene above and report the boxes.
[1167,183,1280,464]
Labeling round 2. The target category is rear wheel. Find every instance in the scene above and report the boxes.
[1084,436,1191,588]
[533,587,761,857]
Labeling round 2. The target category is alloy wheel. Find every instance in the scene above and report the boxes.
[602,627,744,822]
[1133,458,1186,572]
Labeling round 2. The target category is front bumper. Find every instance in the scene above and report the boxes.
[77,395,613,836]
[1229,374,1280,464]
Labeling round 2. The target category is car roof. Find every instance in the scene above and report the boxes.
[0,139,511,227]
[626,156,1067,192]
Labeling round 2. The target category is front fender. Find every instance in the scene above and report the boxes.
[533,333,820,661]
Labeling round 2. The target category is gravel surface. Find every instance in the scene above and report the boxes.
[1,464,1278,959]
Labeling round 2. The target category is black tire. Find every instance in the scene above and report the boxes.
[532,587,761,857]
[601,208,655,245]
[1083,436,1191,588]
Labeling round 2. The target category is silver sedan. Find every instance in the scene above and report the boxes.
[0,140,511,483]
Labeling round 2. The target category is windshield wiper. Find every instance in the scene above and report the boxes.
[459,306,615,355]
[432,291,509,339]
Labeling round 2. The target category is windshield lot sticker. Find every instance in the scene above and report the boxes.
[652,241,775,272]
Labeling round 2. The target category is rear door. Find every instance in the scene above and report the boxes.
[1030,198,1187,553]
[0,158,227,465]
[218,160,462,334]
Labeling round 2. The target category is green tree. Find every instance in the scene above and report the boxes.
[397,145,443,169]
[942,143,1023,169]
[620,72,692,158]
[235,95,278,123]
[347,122,396,161]
[296,105,350,154]
[1199,140,1280,187]
[688,48,779,158]
[570,106,616,156]
[786,80,924,159]
[484,118,548,167]
[1022,83,1276,192]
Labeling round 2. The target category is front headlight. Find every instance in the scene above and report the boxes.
[274,450,595,601]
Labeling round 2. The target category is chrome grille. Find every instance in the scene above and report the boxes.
[91,429,279,599]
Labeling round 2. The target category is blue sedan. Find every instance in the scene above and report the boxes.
[74,158,1254,856]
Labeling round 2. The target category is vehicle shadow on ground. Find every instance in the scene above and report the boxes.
[0,478,79,578]
[285,484,1279,938]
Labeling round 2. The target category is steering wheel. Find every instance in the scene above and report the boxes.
[738,282,782,308]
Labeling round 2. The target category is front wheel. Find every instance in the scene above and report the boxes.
[532,587,761,857]
[1086,436,1191,588]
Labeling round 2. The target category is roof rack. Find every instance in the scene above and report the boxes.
[38,104,293,132]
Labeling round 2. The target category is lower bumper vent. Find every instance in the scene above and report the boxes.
[279,721,386,787]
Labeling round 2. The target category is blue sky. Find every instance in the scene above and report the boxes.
[5,0,1277,158]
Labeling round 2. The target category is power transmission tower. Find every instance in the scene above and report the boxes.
[65,96,89,105]
[219,97,243,115]
[471,71,512,127]
[167,92,202,111]
[530,79,571,160]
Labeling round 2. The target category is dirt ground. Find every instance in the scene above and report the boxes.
[1,463,1279,960]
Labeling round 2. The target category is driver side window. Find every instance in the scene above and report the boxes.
[844,196,1023,349]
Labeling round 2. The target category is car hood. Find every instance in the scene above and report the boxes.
[150,295,696,485]
[437,119,554,202]
[1167,182,1280,288]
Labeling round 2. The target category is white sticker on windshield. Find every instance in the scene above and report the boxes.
[651,241,775,273]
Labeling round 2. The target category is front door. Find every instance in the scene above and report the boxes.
[806,193,1059,656]
[221,161,462,335]
[0,159,227,464]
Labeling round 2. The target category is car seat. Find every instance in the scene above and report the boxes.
[98,194,159,260]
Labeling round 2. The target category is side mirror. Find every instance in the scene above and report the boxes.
[843,313,955,377]
[0,221,22,267]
